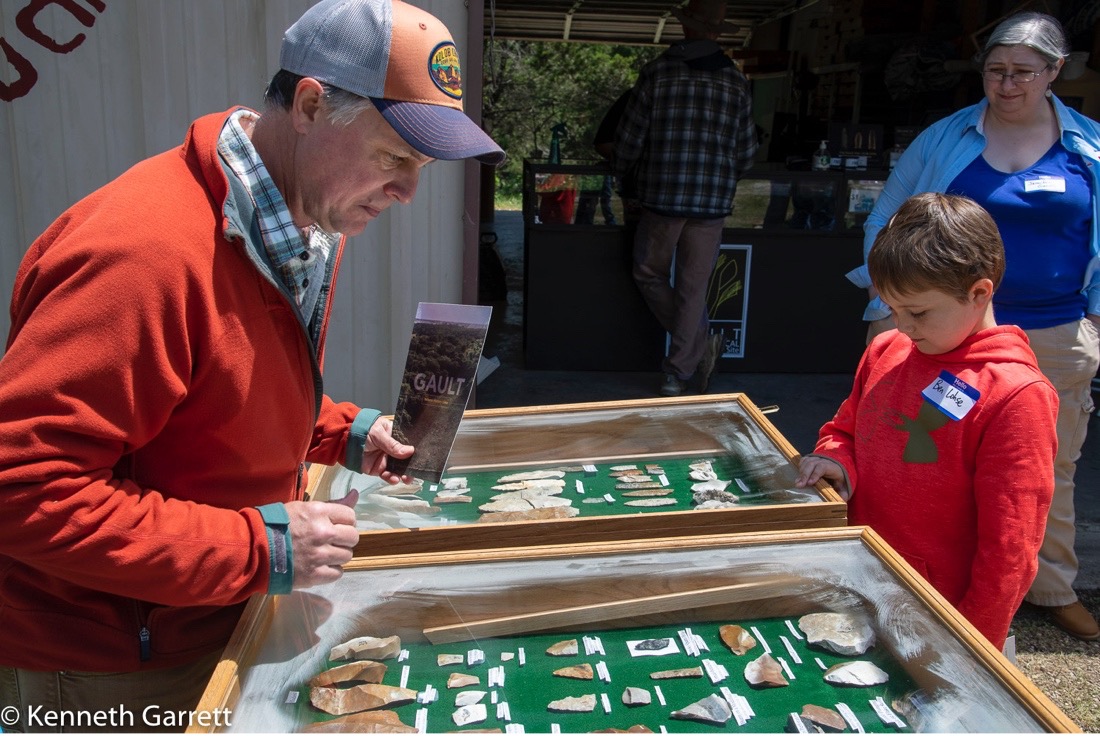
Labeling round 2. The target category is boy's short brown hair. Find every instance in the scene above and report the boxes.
[868,192,1005,301]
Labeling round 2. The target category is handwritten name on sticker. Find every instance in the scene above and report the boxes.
[921,370,980,421]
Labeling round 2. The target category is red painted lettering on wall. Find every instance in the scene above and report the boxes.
[1,0,106,102]
[0,37,36,101]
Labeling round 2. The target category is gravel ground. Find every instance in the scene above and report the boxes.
[1012,589,1100,731]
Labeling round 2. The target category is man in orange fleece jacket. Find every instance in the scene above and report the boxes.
[0,0,504,726]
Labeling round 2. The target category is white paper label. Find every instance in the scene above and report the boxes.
[1024,176,1065,193]
[750,625,770,654]
[780,635,803,664]
[922,370,979,421]
[836,702,865,733]
[870,696,907,728]
[777,656,796,681]
[789,713,810,733]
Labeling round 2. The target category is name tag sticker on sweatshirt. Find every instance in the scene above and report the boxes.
[922,371,980,421]
[1023,176,1065,193]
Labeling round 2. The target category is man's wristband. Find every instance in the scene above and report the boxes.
[257,503,293,594]
[346,408,382,472]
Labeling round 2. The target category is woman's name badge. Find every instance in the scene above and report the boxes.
[1024,176,1066,193]
[922,371,980,421]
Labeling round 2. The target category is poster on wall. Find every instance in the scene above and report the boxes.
[706,243,752,359]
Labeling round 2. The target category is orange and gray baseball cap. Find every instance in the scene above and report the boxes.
[280,0,505,165]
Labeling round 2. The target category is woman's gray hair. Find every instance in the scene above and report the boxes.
[263,69,374,127]
[978,12,1068,65]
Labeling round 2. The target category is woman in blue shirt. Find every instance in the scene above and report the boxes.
[849,12,1100,641]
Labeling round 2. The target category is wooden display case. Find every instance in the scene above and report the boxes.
[306,394,846,558]
[191,527,1078,733]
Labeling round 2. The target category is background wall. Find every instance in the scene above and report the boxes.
[0,0,480,413]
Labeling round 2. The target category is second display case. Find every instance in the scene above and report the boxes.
[307,394,846,558]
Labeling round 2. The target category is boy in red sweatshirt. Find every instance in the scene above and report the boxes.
[797,192,1058,649]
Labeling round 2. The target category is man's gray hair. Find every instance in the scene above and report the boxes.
[322,86,374,127]
[263,69,373,127]
[978,11,1068,65]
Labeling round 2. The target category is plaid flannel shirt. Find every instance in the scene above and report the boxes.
[218,110,338,328]
[614,39,757,218]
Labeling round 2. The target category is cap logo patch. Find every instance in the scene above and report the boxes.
[429,42,462,100]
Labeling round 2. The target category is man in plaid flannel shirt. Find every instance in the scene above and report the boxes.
[613,0,757,397]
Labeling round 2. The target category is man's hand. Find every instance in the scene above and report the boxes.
[362,416,415,484]
[285,499,360,589]
[795,456,849,499]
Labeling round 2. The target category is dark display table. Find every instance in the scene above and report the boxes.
[521,162,884,373]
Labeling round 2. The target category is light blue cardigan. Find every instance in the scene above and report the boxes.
[848,96,1100,321]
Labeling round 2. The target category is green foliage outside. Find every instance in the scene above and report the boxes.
[482,39,661,204]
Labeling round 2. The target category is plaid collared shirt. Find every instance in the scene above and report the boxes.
[217,110,338,325]
[614,39,758,218]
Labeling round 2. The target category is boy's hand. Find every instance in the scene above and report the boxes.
[796,456,849,498]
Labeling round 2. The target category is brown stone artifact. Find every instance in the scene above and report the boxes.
[477,506,580,523]
[491,479,566,492]
[614,475,653,484]
[497,470,565,482]
[553,663,594,679]
[309,683,417,716]
[823,660,889,687]
[719,624,757,655]
[798,612,875,656]
[547,694,597,712]
[692,488,740,506]
[801,704,848,731]
[329,635,401,662]
[547,639,579,656]
[478,495,571,513]
[447,672,481,688]
[670,694,733,725]
[301,709,416,733]
[624,498,677,507]
[434,494,472,504]
[451,703,488,727]
[744,653,789,688]
[308,660,388,687]
[650,666,704,679]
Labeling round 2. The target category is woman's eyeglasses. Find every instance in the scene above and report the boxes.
[980,66,1051,84]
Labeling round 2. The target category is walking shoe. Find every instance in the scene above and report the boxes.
[1042,601,1100,641]
[698,332,723,394]
[659,374,686,397]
